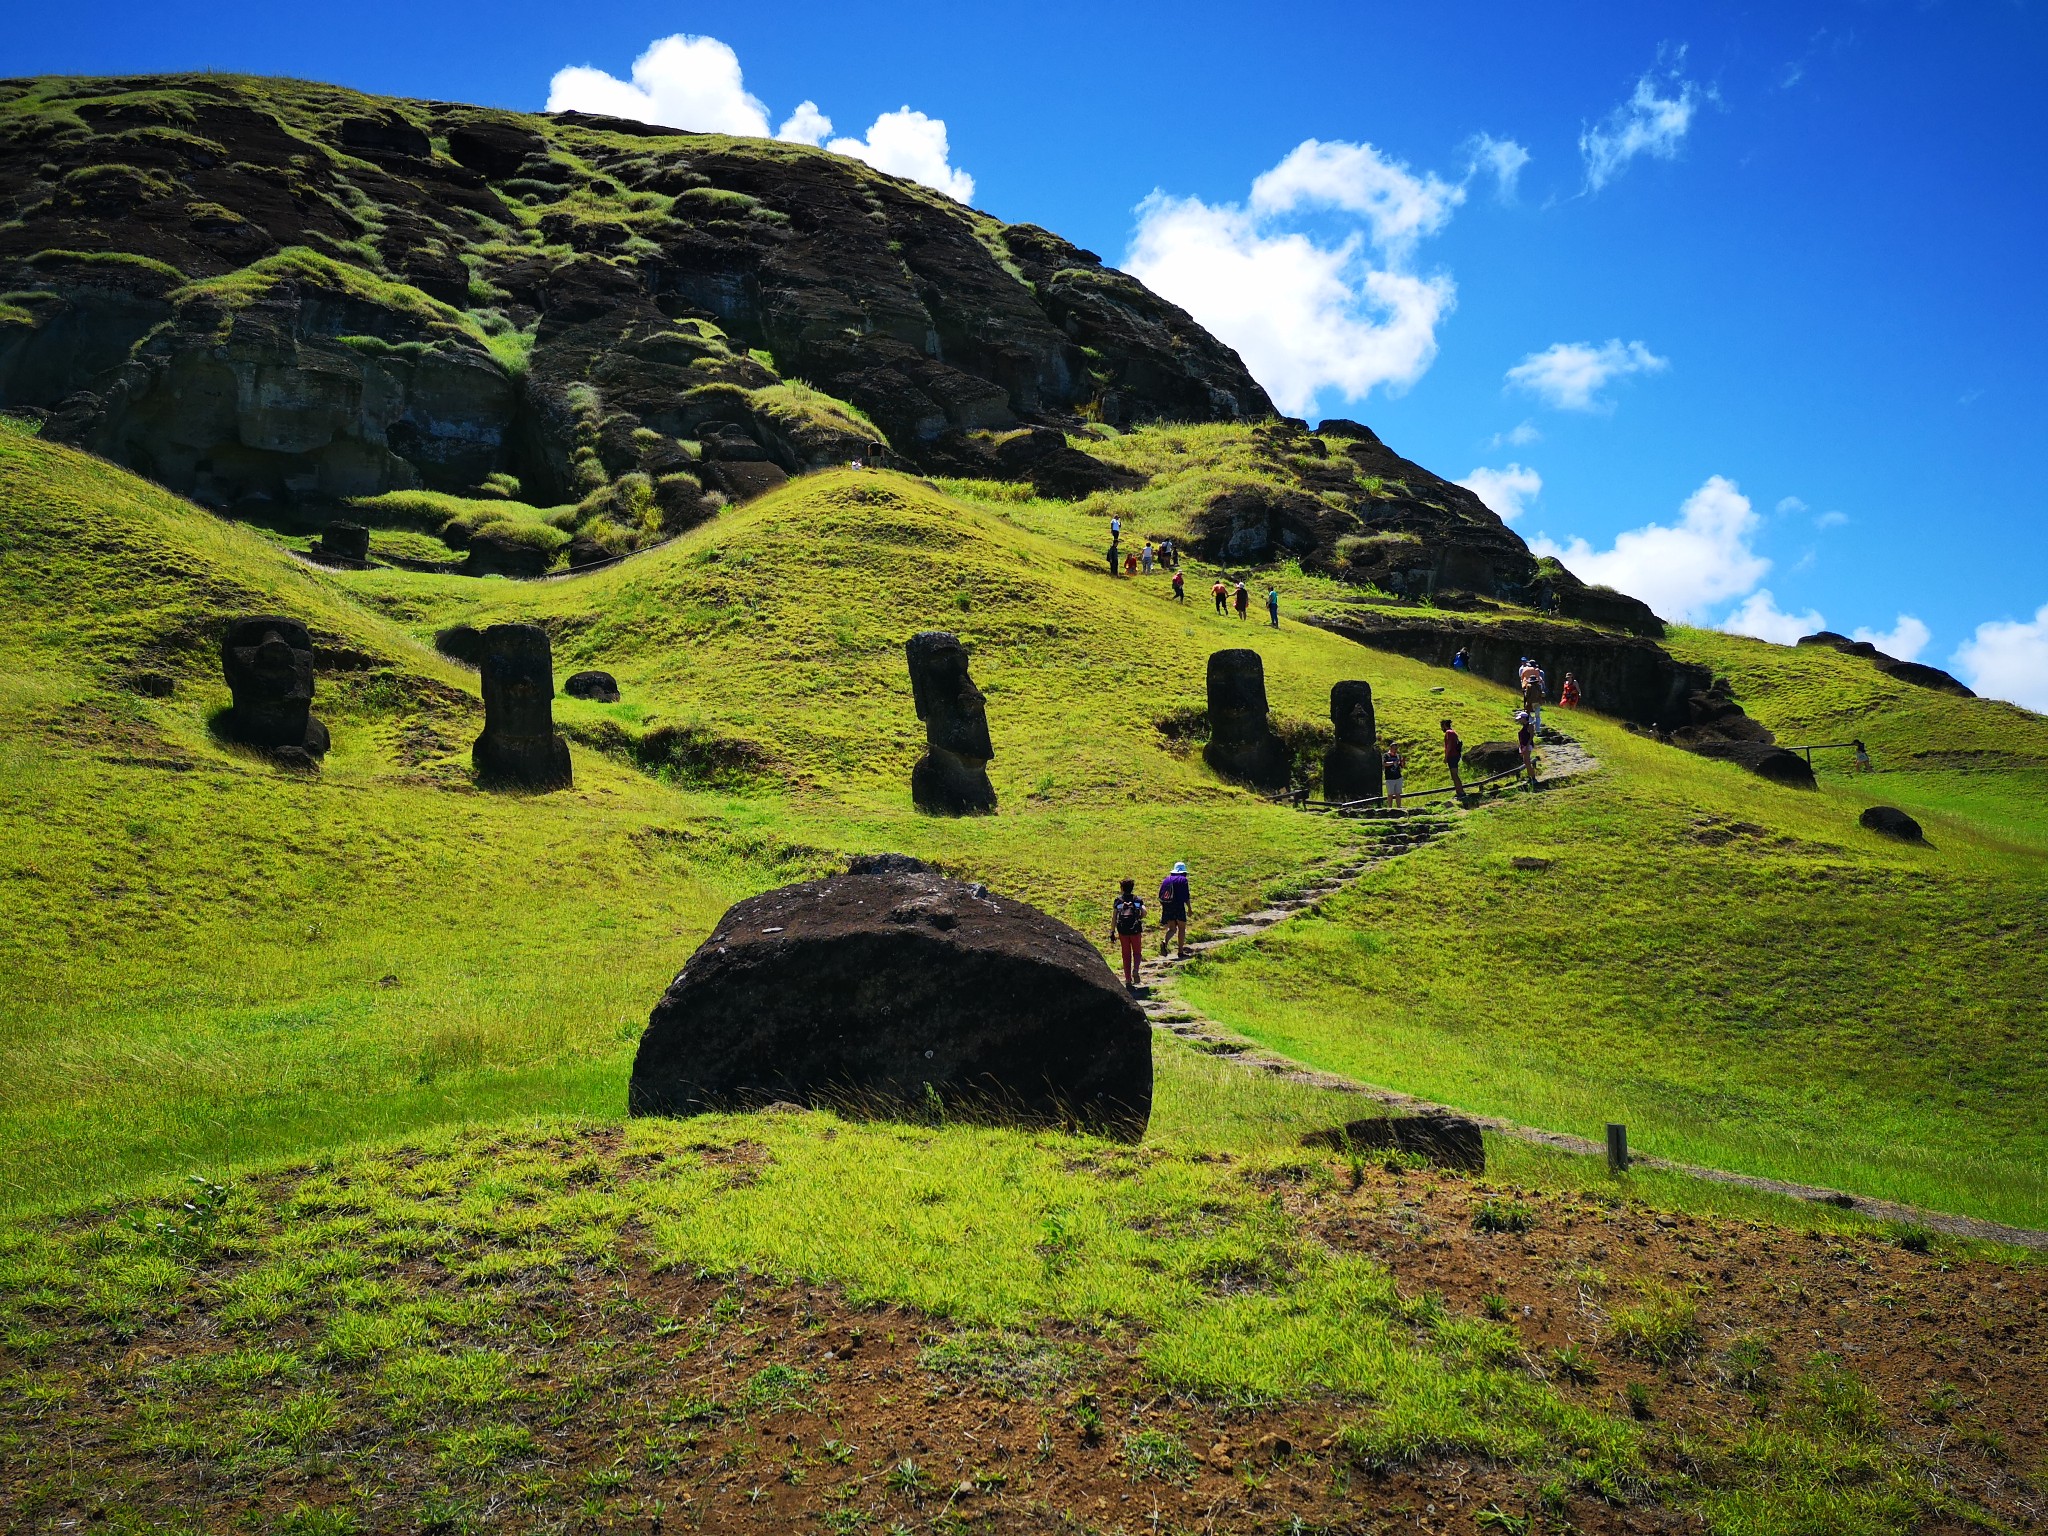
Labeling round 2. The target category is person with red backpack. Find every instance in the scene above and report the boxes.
[1157,861,1191,959]
[1110,878,1147,990]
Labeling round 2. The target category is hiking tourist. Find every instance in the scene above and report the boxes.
[1157,861,1191,959]
[1234,580,1250,619]
[1110,513,1122,541]
[1854,739,1872,771]
[1452,647,1469,671]
[1161,537,1177,568]
[1560,672,1581,708]
[1515,710,1539,786]
[1212,580,1229,613]
[1441,717,1465,799]
[1171,568,1185,603]
[1111,878,1147,990]
[1383,740,1406,807]
[1266,587,1280,627]
[1141,541,1155,574]
[1106,542,1120,576]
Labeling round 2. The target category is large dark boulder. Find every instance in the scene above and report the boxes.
[628,861,1151,1139]
[1686,741,1817,789]
[563,669,620,703]
[1860,806,1925,841]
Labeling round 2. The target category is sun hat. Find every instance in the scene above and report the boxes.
[1172,861,1187,874]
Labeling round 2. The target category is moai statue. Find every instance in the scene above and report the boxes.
[1321,680,1382,803]
[316,521,370,562]
[221,617,330,762]
[906,630,996,814]
[473,623,572,790]
[1203,648,1291,791]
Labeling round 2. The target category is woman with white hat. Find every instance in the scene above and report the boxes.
[1157,861,1193,960]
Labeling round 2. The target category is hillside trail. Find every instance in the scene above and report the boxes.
[1138,729,2048,1253]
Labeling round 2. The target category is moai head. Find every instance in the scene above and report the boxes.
[221,616,321,750]
[1206,649,1271,744]
[1330,680,1377,746]
[480,624,557,738]
[906,631,994,762]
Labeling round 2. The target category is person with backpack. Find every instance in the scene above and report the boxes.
[1560,672,1581,708]
[1171,568,1186,603]
[1441,717,1465,800]
[1514,710,1539,786]
[1266,587,1280,627]
[1110,878,1147,990]
[1212,580,1229,614]
[1234,580,1250,619]
[1106,541,1120,576]
[1452,647,1469,671]
[1382,740,1406,807]
[1157,861,1191,959]
[1141,541,1156,575]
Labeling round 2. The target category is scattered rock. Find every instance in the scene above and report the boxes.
[1254,1433,1293,1462]
[907,632,996,815]
[220,616,330,760]
[1509,856,1552,872]
[563,669,620,703]
[1860,806,1925,842]
[1300,1114,1486,1173]
[628,865,1151,1139]
[1320,680,1382,803]
[125,670,174,698]
[1684,741,1817,789]
[847,853,929,876]
[465,523,556,578]
[1203,650,1291,792]
[314,521,370,562]
[1462,740,1522,778]
[472,623,572,790]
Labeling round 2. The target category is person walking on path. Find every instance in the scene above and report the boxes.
[1162,537,1177,569]
[1382,740,1406,807]
[1110,514,1122,542]
[1853,738,1872,772]
[1141,541,1155,575]
[1171,568,1186,603]
[1441,717,1465,800]
[1234,580,1250,619]
[1106,542,1120,576]
[1157,861,1192,959]
[1514,710,1540,786]
[1212,580,1229,614]
[1266,586,1280,627]
[1110,878,1147,991]
[1560,672,1581,708]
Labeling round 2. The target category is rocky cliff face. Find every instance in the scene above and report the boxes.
[0,75,1271,531]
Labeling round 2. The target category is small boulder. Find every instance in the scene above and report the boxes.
[628,865,1151,1139]
[1462,740,1522,777]
[315,521,370,562]
[563,669,621,703]
[1301,1113,1485,1172]
[1685,741,1817,788]
[1859,806,1925,842]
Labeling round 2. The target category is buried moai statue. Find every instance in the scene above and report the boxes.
[907,630,996,814]
[472,623,572,790]
[221,616,330,763]
[1321,680,1382,803]
[1203,648,1291,791]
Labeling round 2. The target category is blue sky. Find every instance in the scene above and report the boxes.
[10,1,2047,703]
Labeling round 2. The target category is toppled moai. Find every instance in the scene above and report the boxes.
[1321,680,1382,803]
[221,617,330,762]
[629,858,1151,1139]
[907,630,996,814]
[1203,648,1291,791]
[472,623,572,790]
[314,521,370,562]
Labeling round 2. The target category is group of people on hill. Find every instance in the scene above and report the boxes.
[1101,517,1280,625]
[1209,579,1280,626]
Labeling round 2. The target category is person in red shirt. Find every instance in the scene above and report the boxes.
[1441,718,1465,800]
[1171,568,1186,603]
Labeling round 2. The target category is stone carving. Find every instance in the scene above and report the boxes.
[221,617,330,761]
[472,623,572,789]
[1321,680,1381,803]
[907,631,996,814]
[629,860,1151,1140]
[314,521,369,562]
[563,670,620,702]
[1203,649,1290,791]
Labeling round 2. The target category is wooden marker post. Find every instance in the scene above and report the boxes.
[1605,1123,1629,1173]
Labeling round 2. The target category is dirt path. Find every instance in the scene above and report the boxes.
[1138,732,2048,1253]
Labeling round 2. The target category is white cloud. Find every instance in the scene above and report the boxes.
[1851,615,1930,662]
[1531,474,1770,623]
[1458,463,1542,523]
[547,36,975,201]
[1952,605,2048,712]
[1581,63,1707,191]
[776,100,832,145]
[547,34,771,135]
[1815,509,1849,529]
[1490,420,1541,449]
[1466,133,1532,201]
[828,108,974,203]
[1126,139,1462,417]
[1723,590,1827,645]
[1506,339,1669,412]
[1775,495,1807,515]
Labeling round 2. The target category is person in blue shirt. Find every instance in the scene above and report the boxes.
[1266,587,1280,627]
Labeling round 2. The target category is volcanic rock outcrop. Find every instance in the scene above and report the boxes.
[1321,681,1382,803]
[1798,632,1975,696]
[628,859,1151,1139]
[220,616,330,761]
[472,623,572,789]
[907,631,996,815]
[1203,649,1291,792]
[314,521,369,563]
[1301,1113,1486,1173]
